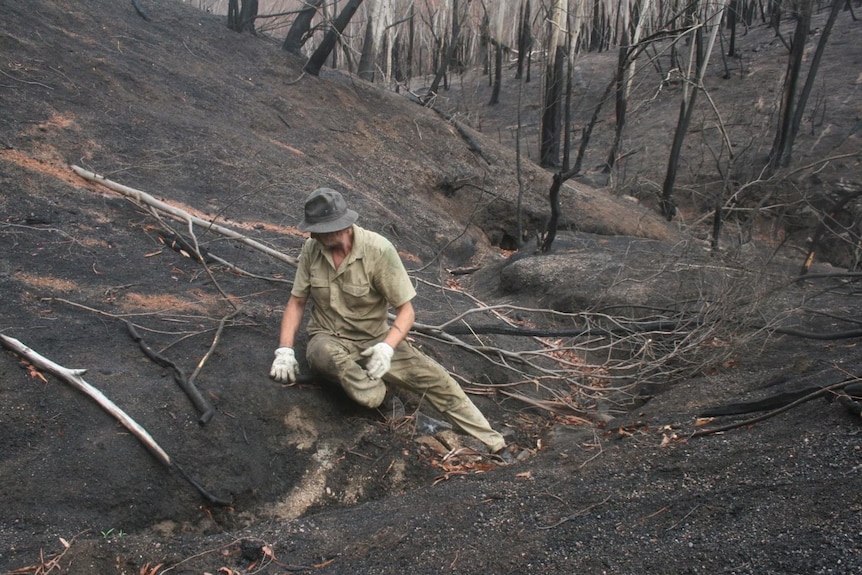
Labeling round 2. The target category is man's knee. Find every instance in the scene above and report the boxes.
[308,335,387,408]
[306,335,348,375]
[348,382,387,408]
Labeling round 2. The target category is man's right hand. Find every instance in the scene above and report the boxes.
[270,347,298,383]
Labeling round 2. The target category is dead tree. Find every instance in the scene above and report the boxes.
[604,0,651,173]
[305,0,365,76]
[540,162,586,253]
[604,37,630,173]
[767,0,842,174]
[283,0,325,55]
[227,0,258,33]
[727,0,739,56]
[427,0,465,100]
[660,0,728,221]
[539,0,567,168]
[489,38,503,105]
[515,0,532,81]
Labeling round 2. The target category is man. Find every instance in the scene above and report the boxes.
[270,187,507,456]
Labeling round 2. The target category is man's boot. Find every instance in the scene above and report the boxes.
[379,389,406,420]
[443,398,506,453]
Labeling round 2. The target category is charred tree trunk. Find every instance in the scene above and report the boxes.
[428,0,462,100]
[305,0,364,76]
[767,0,812,173]
[661,1,728,221]
[540,44,565,167]
[228,0,258,33]
[489,40,503,105]
[406,4,415,80]
[540,172,564,253]
[604,42,629,173]
[768,0,840,173]
[660,29,703,220]
[727,0,738,56]
[283,0,324,55]
[228,0,238,30]
[516,0,531,80]
[540,0,567,168]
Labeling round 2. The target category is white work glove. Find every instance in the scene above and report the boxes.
[361,342,394,380]
[270,347,299,383]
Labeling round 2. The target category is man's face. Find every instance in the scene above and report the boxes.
[311,229,344,249]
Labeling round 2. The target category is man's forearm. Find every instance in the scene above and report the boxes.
[384,302,415,348]
[279,296,306,348]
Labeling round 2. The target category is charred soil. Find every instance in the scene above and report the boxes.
[1,2,861,574]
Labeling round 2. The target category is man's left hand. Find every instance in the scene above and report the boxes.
[361,342,394,379]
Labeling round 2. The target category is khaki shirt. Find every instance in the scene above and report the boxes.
[291,225,417,341]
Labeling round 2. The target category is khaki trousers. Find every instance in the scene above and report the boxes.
[306,333,505,452]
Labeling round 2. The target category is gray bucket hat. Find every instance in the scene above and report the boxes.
[298,188,358,233]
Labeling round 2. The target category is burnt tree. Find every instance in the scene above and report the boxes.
[227,0,258,33]
[283,0,324,55]
[305,0,364,76]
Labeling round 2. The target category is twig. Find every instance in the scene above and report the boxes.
[666,504,701,531]
[188,307,243,386]
[0,67,53,90]
[579,428,605,469]
[538,495,612,529]
[157,538,243,574]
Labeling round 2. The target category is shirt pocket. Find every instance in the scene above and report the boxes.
[341,282,370,303]
[310,276,331,311]
[341,281,378,318]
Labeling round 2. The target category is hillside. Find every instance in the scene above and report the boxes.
[1,1,861,574]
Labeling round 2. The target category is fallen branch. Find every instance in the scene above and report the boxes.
[0,333,230,505]
[691,378,858,438]
[71,165,298,268]
[124,320,216,424]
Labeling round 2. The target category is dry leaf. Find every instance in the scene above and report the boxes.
[141,563,164,575]
[21,360,48,383]
[659,432,679,447]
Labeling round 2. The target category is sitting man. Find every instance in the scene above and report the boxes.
[270,187,507,456]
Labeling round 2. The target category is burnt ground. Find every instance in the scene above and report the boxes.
[1,1,861,574]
